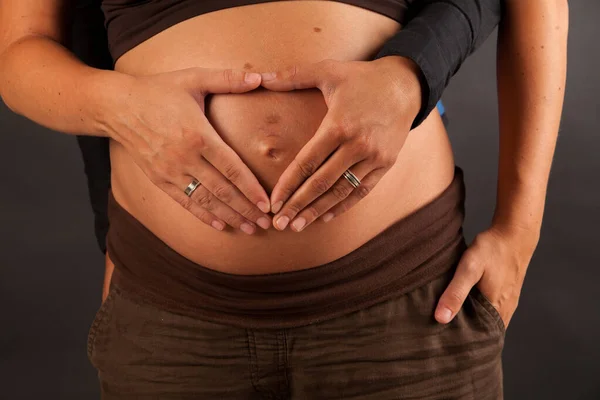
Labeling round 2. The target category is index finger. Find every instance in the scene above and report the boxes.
[260,60,333,91]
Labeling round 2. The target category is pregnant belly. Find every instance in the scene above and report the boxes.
[109,1,456,274]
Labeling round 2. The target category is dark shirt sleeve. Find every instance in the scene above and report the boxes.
[374,0,503,129]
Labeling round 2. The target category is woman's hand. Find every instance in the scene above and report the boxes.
[259,57,422,231]
[434,224,540,329]
[101,67,272,234]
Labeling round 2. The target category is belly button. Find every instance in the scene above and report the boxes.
[258,142,282,161]
[266,148,279,160]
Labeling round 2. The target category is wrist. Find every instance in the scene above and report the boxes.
[85,69,136,141]
[490,215,541,260]
[372,56,423,123]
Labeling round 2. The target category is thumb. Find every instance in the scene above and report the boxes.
[177,67,262,95]
[260,61,329,91]
[435,255,483,324]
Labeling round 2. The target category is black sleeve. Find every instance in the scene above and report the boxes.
[374,0,503,129]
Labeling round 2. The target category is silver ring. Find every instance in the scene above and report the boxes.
[342,169,361,188]
[184,178,201,197]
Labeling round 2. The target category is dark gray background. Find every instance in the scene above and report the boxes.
[1,2,598,399]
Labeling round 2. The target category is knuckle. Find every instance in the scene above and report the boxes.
[331,182,351,200]
[238,204,259,219]
[223,163,242,183]
[381,152,398,167]
[330,124,349,141]
[310,176,331,194]
[323,81,337,98]
[222,68,238,89]
[305,206,321,220]
[336,200,351,214]
[463,258,482,276]
[445,291,464,309]
[190,206,214,226]
[353,136,372,156]
[369,150,385,165]
[223,213,244,228]
[195,191,214,209]
[288,64,299,80]
[176,194,194,211]
[223,68,234,83]
[155,156,178,179]
[334,118,356,141]
[279,186,296,200]
[285,202,303,215]
[296,158,319,180]
[212,184,234,204]
[184,130,205,149]
[354,183,371,199]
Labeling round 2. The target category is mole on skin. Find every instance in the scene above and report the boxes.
[265,113,281,125]
[313,27,322,33]
[243,62,253,70]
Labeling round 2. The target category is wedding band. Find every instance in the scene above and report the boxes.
[184,178,201,197]
[342,169,361,188]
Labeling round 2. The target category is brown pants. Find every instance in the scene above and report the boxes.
[87,266,505,400]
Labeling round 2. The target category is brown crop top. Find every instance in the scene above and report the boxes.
[101,0,410,62]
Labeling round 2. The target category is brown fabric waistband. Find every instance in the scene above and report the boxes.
[107,167,467,329]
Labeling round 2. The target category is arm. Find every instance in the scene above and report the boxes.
[0,1,122,136]
[258,0,503,229]
[375,0,503,128]
[0,0,273,233]
[434,0,569,327]
[493,0,568,242]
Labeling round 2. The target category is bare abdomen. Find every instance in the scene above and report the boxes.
[109,1,456,274]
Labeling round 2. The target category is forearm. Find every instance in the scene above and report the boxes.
[493,0,568,242]
[0,35,130,137]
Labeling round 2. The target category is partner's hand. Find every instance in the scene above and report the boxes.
[434,224,540,329]
[259,57,422,231]
[103,67,271,234]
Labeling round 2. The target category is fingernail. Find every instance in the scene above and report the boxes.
[245,72,261,83]
[240,222,255,235]
[211,221,225,231]
[261,72,277,81]
[436,307,453,323]
[292,217,306,232]
[257,217,271,230]
[322,212,334,222]
[276,216,289,230]
[257,201,270,213]
[272,201,283,214]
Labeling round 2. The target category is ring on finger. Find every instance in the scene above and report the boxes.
[184,177,201,197]
[342,169,361,188]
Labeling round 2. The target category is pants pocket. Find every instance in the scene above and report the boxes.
[470,285,506,336]
[86,285,118,364]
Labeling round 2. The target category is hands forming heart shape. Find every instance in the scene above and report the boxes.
[106,56,422,235]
